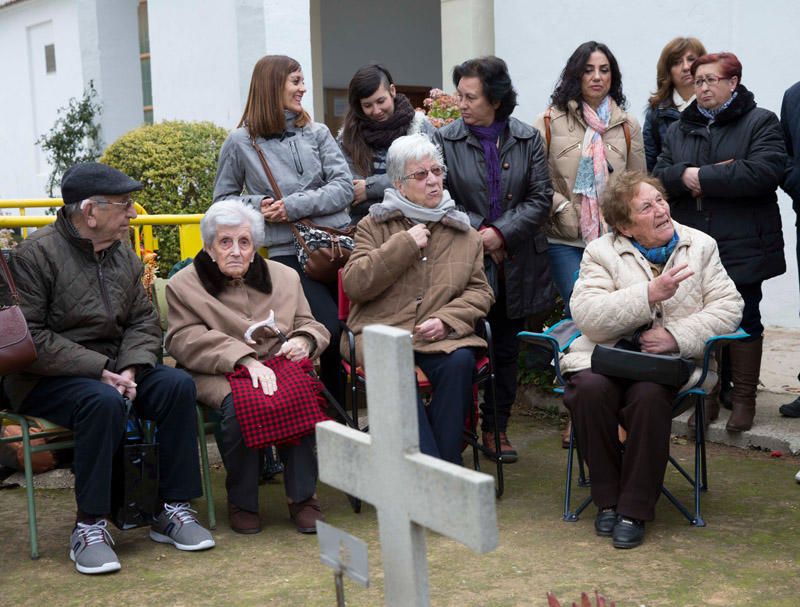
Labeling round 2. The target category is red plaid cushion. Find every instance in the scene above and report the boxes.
[227,357,330,448]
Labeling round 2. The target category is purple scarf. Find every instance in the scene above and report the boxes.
[468,120,507,222]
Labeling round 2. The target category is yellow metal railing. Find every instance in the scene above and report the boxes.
[0,199,203,260]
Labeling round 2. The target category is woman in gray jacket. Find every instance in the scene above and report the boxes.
[213,54,354,403]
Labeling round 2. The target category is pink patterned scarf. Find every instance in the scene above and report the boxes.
[573,97,611,242]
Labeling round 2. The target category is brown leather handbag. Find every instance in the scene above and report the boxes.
[0,251,37,375]
[250,136,355,284]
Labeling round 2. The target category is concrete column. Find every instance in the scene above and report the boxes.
[440,0,494,89]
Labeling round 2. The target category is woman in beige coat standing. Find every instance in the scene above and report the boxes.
[534,41,645,317]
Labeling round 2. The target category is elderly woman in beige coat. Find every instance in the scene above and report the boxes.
[342,134,493,465]
[561,171,742,549]
[165,199,330,536]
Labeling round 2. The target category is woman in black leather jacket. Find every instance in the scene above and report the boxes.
[434,56,554,462]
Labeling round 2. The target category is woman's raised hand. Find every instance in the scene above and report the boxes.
[648,263,694,304]
[242,357,278,395]
[407,224,430,249]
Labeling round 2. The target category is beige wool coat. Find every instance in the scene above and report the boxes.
[533,100,646,244]
[341,208,494,366]
[560,222,744,389]
[165,259,330,408]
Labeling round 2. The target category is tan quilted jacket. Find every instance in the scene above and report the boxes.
[341,208,493,366]
[560,222,743,388]
[533,100,645,244]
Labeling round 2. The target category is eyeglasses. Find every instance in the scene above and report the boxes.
[401,166,446,181]
[91,197,135,210]
[693,75,729,89]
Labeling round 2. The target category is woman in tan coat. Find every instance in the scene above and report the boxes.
[534,41,645,317]
[166,199,330,536]
[561,171,742,549]
[342,134,494,464]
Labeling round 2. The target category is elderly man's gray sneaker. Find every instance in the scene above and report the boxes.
[69,519,121,575]
[149,502,215,551]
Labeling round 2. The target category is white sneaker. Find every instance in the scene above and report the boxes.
[795,469,800,483]
[69,520,121,575]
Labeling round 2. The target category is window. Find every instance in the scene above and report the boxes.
[44,44,56,73]
[138,1,153,124]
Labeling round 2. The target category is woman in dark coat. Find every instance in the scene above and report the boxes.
[643,37,707,172]
[654,51,786,433]
[434,56,554,462]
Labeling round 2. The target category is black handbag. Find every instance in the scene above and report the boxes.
[110,399,159,530]
[590,339,695,388]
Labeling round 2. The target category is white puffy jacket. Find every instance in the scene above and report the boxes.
[561,222,744,388]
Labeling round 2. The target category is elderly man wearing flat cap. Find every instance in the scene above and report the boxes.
[3,162,214,574]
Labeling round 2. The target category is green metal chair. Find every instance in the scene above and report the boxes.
[0,411,74,559]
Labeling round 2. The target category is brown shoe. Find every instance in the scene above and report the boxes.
[228,502,261,534]
[482,431,518,463]
[288,497,323,534]
[725,337,762,433]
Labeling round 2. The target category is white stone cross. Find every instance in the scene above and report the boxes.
[316,324,498,606]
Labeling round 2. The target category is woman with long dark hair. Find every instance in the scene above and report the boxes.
[339,64,435,225]
[534,41,645,317]
[213,54,353,404]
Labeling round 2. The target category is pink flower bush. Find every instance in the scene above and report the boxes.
[418,88,461,128]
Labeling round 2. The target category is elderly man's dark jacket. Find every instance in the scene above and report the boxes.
[434,117,555,318]
[653,85,786,285]
[3,210,161,409]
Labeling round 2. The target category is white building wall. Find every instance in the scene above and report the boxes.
[148,0,313,129]
[0,0,143,199]
[0,0,83,198]
[495,0,800,327]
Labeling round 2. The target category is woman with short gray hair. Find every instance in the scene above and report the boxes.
[166,199,330,536]
[341,134,493,464]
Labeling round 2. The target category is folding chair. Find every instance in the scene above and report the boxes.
[518,321,749,527]
[0,409,75,559]
[338,271,505,503]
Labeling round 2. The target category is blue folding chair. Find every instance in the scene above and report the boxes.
[518,322,749,527]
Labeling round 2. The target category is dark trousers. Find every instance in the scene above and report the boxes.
[415,349,476,465]
[21,365,202,516]
[736,282,764,340]
[482,279,525,433]
[563,369,677,522]
[219,394,317,512]
[272,255,343,405]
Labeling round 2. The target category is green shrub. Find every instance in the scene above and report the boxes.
[100,120,229,269]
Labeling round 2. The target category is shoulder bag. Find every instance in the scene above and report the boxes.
[249,136,355,284]
[590,338,694,388]
[0,251,37,375]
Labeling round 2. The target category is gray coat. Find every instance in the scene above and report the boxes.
[213,114,354,258]
[433,117,555,318]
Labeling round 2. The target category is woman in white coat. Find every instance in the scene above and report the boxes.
[561,171,742,549]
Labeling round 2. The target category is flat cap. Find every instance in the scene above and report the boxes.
[61,162,143,205]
